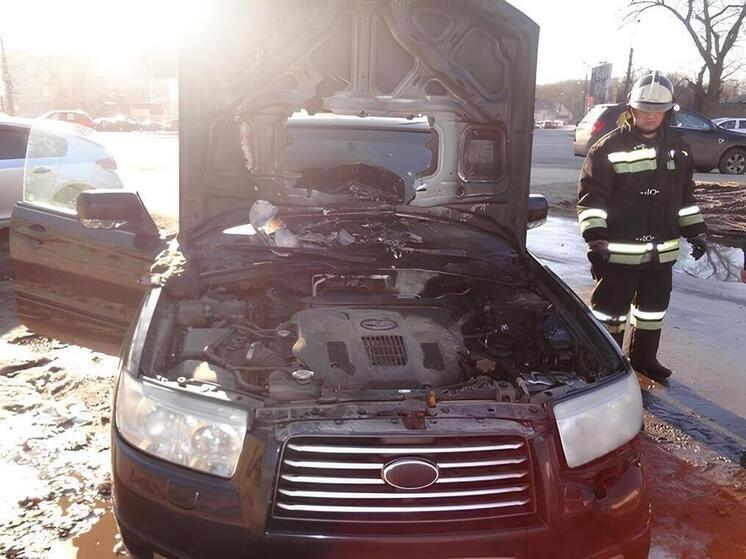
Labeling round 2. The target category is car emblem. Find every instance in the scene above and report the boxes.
[382,458,439,490]
[360,318,397,331]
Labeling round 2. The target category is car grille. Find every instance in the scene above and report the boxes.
[270,435,535,529]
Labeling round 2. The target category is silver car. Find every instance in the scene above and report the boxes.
[0,117,124,227]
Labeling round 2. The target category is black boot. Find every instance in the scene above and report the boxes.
[629,329,673,381]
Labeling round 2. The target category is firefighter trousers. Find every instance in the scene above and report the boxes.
[590,262,673,366]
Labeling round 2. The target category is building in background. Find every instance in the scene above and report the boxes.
[534,97,573,124]
[1,49,177,120]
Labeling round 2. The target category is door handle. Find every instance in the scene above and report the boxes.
[28,224,48,234]
[33,167,52,174]
[22,223,50,245]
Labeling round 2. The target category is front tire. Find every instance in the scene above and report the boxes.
[718,148,746,174]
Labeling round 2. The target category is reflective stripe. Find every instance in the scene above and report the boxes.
[579,208,609,221]
[609,252,653,265]
[607,148,657,164]
[679,206,701,217]
[605,239,679,265]
[608,242,654,254]
[679,213,705,227]
[632,308,666,320]
[580,217,607,232]
[658,248,680,263]
[592,310,627,323]
[631,307,666,330]
[612,159,657,174]
[631,316,664,330]
[666,160,676,170]
[656,239,680,252]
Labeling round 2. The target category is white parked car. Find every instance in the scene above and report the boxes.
[0,117,123,227]
[713,117,746,135]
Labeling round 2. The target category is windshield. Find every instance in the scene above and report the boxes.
[278,115,438,203]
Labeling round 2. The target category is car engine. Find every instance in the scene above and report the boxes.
[158,268,601,403]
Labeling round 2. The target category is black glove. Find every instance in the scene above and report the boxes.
[688,233,707,261]
[587,240,610,279]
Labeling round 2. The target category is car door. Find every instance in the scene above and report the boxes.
[670,109,720,170]
[0,124,30,226]
[10,126,166,355]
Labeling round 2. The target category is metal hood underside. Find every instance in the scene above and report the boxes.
[179,0,539,243]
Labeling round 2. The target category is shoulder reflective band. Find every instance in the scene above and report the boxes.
[607,148,657,164]
[631,307,666,330]
[678,205,704,227]
[607,148,676,174]
[579,208,608,233]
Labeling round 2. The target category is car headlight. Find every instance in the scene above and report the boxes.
[553,371,642,468]
[115,372,247,478]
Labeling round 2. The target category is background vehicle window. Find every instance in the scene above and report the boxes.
[674,111,712,131]
[739,121,746,130]
[578,105,605,126]
[0,126,30,160]
[719,120,736,129]
[26,130,69,158]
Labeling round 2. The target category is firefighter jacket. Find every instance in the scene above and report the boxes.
[577,120,707,266]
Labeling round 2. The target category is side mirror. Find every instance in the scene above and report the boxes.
[77,190,160,242]
[528,194,548,229]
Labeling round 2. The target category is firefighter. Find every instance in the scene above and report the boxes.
[577,71,707,381]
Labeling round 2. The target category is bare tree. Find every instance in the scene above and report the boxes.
[626,1,746,107]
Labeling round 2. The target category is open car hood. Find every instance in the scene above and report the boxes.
[179,0,538,245]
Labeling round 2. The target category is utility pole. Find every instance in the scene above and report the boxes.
[0,34,15,115]
[620,46,634,103]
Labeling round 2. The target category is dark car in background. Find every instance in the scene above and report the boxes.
[573,103,746,174]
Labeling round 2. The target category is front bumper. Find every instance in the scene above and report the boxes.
[112,428,650,559]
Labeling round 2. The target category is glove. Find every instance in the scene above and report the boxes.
[688,233,707,261]
[587,240,610,279]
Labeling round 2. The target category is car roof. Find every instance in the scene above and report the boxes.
[0,116,100,140]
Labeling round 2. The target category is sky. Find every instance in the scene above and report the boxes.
[1,0,744,85]
[510,0,746,84]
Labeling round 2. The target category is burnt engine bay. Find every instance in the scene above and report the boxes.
[151,267,607,405]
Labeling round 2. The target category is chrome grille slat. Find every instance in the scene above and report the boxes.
[271,435,536,529]
[281,471,527,484]
[277,499,531,513]
[286,442,523,454]
[282,457,527,469]
[278,484,529,499]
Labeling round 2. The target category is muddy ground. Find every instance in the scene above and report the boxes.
[0,224,744,558]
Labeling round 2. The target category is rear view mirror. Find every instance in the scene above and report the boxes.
[77,190,159,242]
[528,194,548,229]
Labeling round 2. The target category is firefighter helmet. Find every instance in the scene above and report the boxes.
[629,71,675,112]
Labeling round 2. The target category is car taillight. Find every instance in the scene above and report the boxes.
[590,119,605,137]
[96,157,117,171]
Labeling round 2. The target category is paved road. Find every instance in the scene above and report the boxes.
[531,128,746,186]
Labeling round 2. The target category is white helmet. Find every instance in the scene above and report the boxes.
[629,71,675,112]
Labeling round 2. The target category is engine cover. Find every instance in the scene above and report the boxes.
[291,307,465,389]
